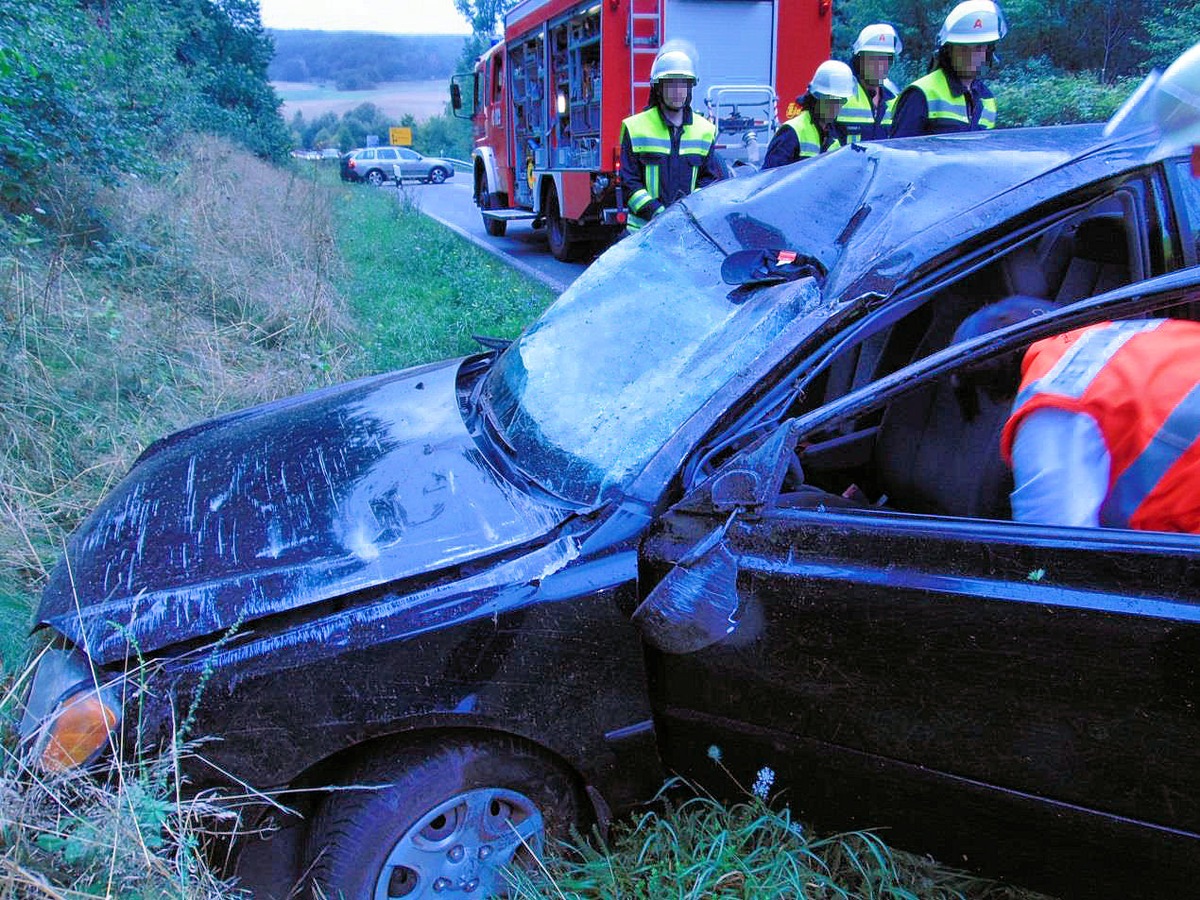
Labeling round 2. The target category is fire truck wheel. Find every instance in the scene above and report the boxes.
[482,193,508,237]
[545,192,579,262]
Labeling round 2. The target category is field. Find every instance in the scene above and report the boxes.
[274,79,451,122]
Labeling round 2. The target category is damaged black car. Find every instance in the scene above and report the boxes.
[19,63,1200,899]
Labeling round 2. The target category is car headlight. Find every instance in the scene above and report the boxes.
[19,646,124,772]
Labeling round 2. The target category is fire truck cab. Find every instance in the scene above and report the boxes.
[452,0,832,261]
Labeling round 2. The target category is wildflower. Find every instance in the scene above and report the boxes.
[751,766,775,799]
[707,745,722,762]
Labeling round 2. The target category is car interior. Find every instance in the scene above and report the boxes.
[774,183,1190,523]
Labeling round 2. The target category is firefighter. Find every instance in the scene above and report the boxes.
[839,23,902,143]
[890,0,1007,138]
[762,60,854,170]
[618,43,725,233]
[953,299,1200,533]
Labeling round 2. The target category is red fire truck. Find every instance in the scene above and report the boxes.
[451,0,832,261]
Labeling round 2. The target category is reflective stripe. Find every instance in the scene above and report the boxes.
[927,98,971,121]
[628,187,655,214]
[629,136,673,153]
[1102,382,1200,527]
[1014,321,1164,410]
[914,69,996,129]
[784,112,841,160]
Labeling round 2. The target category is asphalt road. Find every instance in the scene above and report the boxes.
[394,178,594,294]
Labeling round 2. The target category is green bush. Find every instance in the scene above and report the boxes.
[0,0,289,214]
[994,62,1139,127]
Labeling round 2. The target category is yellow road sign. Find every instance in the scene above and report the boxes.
[390,127,413,146]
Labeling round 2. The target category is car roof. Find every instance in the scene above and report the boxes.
[685,123,1154,303]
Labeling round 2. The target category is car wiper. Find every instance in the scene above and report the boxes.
[473,392,517,456]
[472,334,512,351]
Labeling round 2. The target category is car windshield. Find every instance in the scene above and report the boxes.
[481,223,825,505]
[480,124,1113,507]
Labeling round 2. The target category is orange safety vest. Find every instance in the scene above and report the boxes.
[1001,319,1200,533]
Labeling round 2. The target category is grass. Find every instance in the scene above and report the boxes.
[507,780,1043,899]
[334,183,554,372]
[0,143,1050,900]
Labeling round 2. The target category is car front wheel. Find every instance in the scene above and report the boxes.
[366,169,386,187]
[305,738,586,899]
[428,167,448,184]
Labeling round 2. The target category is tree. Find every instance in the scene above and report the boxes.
[452,0,514,38]
[1139,1,1200,70]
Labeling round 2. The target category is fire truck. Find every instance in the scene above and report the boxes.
[451,0,832,261]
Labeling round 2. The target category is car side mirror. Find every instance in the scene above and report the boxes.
[450,83,463,111]
[708,423,798,513]
[633,513,740,654]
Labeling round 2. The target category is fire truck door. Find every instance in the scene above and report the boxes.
[663,0,775,89]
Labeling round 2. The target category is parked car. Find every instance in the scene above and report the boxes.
[18,58,1200,900]
[340,146,455,186]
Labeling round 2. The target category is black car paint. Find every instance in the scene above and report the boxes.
[637,271,1200,899]
[29,121,1198,896]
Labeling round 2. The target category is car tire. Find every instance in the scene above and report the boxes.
[366,169,386,187]
[305,738,586,900]
[545,191,580,262]
[428,167,449,184]
[482,193,508,238]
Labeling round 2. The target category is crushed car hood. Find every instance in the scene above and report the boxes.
[36,359,574,663]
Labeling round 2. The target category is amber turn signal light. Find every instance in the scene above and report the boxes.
[40,692,118,772]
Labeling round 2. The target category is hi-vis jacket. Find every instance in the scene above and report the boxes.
[890,67,996,137]
[618,106,722,232]
[1001,319,1200,533]
[761,110,846,169]
[838,79,897,142]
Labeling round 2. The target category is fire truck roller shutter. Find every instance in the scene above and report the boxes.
[663,0,776,110]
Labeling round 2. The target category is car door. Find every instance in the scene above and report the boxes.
[636,277,1200,899]
[397,147,421,179]
[375,147,399,179]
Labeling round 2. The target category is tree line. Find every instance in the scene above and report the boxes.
[268,31,467,88]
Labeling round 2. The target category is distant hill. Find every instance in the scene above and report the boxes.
[268,31,466,89]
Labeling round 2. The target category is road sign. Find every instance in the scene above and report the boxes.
[390,127,413,146]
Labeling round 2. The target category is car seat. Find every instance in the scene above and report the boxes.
[872,294,1015,520]
[1054,215,1132,302]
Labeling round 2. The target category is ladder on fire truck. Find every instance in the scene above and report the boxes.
[629,0,662,113]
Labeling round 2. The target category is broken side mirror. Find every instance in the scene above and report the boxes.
[632,512,740,654]
[633,424,797,653]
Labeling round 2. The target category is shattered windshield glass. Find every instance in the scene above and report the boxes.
[482,223,823,505]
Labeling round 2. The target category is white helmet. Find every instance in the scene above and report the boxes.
[853,23,902,57]
[938,0,1008,46]
[1154,40,1200,158]
[651,42,698,84]
[808,60,857,101]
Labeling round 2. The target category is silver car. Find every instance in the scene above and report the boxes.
[393,147,455,185]
[342,147,455,186]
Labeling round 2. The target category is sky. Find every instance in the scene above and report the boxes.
[259,0,471,35]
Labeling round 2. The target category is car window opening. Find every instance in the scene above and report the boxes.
[777,180,1200,528]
